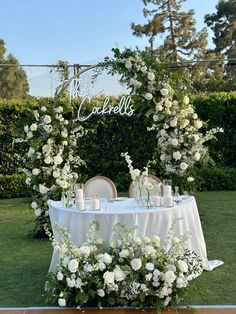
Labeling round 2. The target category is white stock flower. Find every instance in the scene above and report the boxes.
[79,246,90,257]
[144,93,153,100]
[147,72,155,81]
[180,162,188,170]
[68,259,78,273]
[173,151,181,161]
[58,298,66,307]
[145,262,154,271]
[178,260,188,273]
[171,138,178,146]
[183,95,189,105]
[187,176,195,182]
[131,168,141,180]
[34,208,42,216]
[57,272,64,281]
[55,106,63,113]
[164,270,176,284]
[160,88,169,96]
[103,271,115,285]
[43,115,51,124]
[32,168,40,176]
[125,59,132,70]
[151,235,160,245]
[30,123,38,131]
[131,258,142,271]
[39,184,49,194]
[97,289,105,297]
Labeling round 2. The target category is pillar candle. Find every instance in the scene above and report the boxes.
[164,196,173,207]
[76,199,85,211]
[153,195,161,207]
[92,198,100,210]
[76,188,84,200]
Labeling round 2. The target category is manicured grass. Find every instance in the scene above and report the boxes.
[0,191,235,307]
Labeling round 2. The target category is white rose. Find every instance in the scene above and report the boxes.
[102,253,112,265]
[97,289,105,297]
[43,115,51,124]
[98,262,106,271]
[24,125,29,133]
[32,168,40,176]
[183,95,189,105]
[53,170,60,178]
[147,72,155,81]
[160,129,166,136]
[57,272,64,281]
[193,134,200,142]
[160,154,166,161]
[145,262,154,271]
[41,106,47,112]
[194,152,201,161]
[173,151,181,161]
[114,267,126,281]
[145,273,152,281]
[30,123,38,131]
[54,155,63,165]
[66,278,76,288]
[164,270,176,284]
[171,138,178,146]
[187,176,194,182]
[39,184,49,194]
[156,104,163,111]
[180,162,188,170]
[34,208,42,216]
[153,114,158,122]
[141,66,147,73]
[31,201,37,209]
[193,113,198,119]
[42,144,51,154]
[58,298,66,307]
[103,271,115,285]
[44,156,53,164]
[119,249,129,258]
[178,260,188,273]
[144,93,153,100]
[43,124,52,133]
[68,259,78,273]
[195,120,203,129]
[170,119,177,127]
[25,177,31,185]
[130,258,142,271]
[165,100,172,108]
[160,88,169,96]
[61,130,68,138]
[55,106,63,113]
[27,131,33,139]
[125,59,132,70]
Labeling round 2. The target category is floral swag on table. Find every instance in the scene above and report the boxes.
[45,221,203,311]
[100,48,223,182]
[20,104,85,235]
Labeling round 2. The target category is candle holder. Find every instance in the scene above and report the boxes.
[163,179,173,207]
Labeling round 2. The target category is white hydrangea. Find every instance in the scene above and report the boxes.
[43,115,52,124]
[30,123,38,131]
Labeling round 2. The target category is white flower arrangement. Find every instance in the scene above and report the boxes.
[19,104,86,234]
[45,221,203,310]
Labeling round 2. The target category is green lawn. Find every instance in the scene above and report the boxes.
[0,191,235,307]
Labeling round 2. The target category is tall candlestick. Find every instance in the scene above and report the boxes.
[163,185,172,197]
[92,198,100,210]
[76,199,85,211]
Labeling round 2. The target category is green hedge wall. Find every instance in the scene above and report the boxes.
[0,173,30,199]
[0,92,235,197]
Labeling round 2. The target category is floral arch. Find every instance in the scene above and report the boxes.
[22,47,222,235]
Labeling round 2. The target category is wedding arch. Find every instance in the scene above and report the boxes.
[21,47,222,235]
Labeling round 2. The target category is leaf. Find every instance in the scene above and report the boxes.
[107,295,116,305]
[75,291,89,305]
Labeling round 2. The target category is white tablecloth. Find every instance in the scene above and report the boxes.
[49,196,223,272]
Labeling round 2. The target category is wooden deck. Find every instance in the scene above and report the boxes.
[0,307,236,314]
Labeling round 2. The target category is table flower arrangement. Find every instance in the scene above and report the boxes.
[45,221,203,312]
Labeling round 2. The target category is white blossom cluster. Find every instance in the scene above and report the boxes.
[45,222,203,308]
[149,86,224,176]
[21,104,86,226]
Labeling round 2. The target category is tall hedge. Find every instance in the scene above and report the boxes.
[0,92,235,197]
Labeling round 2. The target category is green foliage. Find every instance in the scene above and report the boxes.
[0,173,30,198]
[193,91,236,166]
[0,38,28,100]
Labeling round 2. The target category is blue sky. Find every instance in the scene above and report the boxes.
[0,0,219,96]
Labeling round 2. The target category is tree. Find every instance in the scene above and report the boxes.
[131,0,208,62]
[204,0,236,89]
[0,39,28,100]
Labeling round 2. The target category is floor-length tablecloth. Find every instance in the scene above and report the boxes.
[48,196,223,272]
